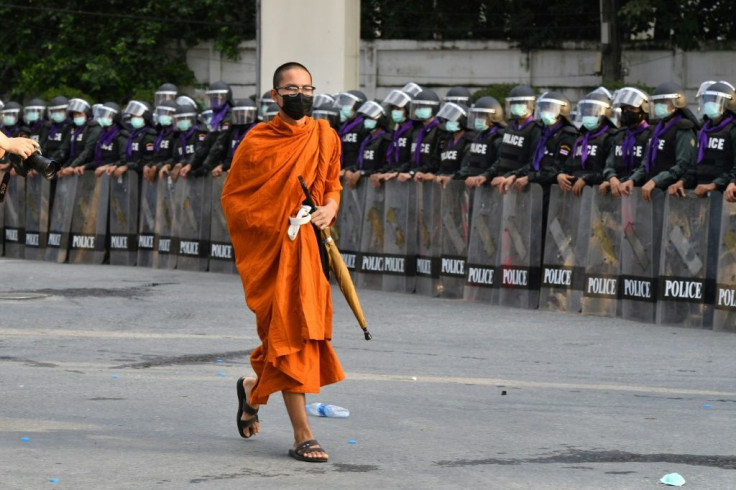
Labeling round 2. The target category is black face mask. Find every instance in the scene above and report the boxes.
[280,94,313,120]
[620,110,643,127]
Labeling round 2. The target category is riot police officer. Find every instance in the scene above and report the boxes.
[145,99,178,182]
[603,87,651,197]
[344,100,392,189]
[60,98,101,177]
[671,81,736,198]
[443,86,472,105]
[397,89,443,183]
[372,88,418,186]
[86,102,128,178]
[211,98,259,176]
[42,96,72,166]
[556,90,617,197]
[159,103,208,181]
[23,98,47,144]
[312,95,340,130]
[115,100,157,178]
[619,82,698,202]
[199,81,234,176]
[1,102,25,138]
[460,96,505,186]
[434,102,471,188]
[335,89,368,170]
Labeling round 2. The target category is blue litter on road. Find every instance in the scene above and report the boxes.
[704,404,711,409]
[218,372,226,376]
[49,478,59,483]
[660,472,685,486]
[216,359,223,363]
[111,374,119,380]
[21,437,30,442]
[348,440,357,444]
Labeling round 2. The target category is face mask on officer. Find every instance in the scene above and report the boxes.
[445,120,461,132]
[130,116,146,129]
[98,117,113,128]
[540,111,558,127]
[510,103,529,118]
[619,109,642,127]
[177,119,192,131]
[339,105,354,122]
[391,109,406,124]
[158,114,173,127]
[363,118,378,130]
[474,117,489,132]
[25,111,40,123]
[415,107,433,121]
[703,101,723,120]
[653,103,672,120]
[3,115,17,126]
[51,112,66,124]
[73,115,87,127]
[582,116,600,131]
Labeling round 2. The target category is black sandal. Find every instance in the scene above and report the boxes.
[236,377,259,438]
[288,439,329,463]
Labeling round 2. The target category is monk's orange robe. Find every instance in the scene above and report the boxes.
[221,114,345,405]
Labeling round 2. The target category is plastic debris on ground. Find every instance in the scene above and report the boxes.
[660,472,685,486]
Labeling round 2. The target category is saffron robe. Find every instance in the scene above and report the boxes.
[221,114,345,405]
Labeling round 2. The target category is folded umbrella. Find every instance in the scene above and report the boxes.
[299,175,371,340]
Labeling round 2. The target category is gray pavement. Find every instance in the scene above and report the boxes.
[1,257,736,489]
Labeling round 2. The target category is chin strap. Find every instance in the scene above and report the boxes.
[288,205,313,241]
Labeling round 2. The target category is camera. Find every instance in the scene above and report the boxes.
[9,149,60,180]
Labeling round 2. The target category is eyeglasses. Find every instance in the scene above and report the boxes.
[275,85,316,97]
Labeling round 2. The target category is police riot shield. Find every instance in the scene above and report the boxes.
[45,175,78,263]
[382,179,417,293]
[620,189,664,323]
[714,199,736,330]
[153,176,176,269]
[356,182,385,290]
[23,175,51,260]
[0,171,5,254]
[208,173,236,273]
[498,183,543,309]
[539,185,592,313]
[335,176,365,277]
[3,176,26,258]
[415,180,442,296]
[581,191,622,317]
[108,172,139,266]
[173,176,212,272]
[464,185,503,304]
[69,173,110,264]
[438,180,470,299]
[136,177,157,267]
[656,192,721,328]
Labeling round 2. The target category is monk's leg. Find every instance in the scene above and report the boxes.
[283,391,329,460]
[240,377,260,436]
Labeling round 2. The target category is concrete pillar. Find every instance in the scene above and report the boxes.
[258,0,360,97]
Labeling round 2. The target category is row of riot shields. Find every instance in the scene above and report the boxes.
[4,169,736,330]
[333,177,736,331]
[0,171,236,273]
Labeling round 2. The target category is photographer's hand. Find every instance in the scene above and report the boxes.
[0,133,39,159]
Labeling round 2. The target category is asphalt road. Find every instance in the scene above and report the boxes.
[1,257,735,489]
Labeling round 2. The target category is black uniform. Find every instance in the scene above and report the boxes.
[456,126,503,179]
[200,106,233,174]
[380,120,417,173]
[172,124,209,171]
[85,125,128,170]
[119,127,157,173]
[627,113,697,188]
[559,122,616,185]
[338,116,368,169]
[685,115,736,190]
[482,118,542,180]
[66,122,102,170]
[436,131,471,177]
[517,121,578,185]
[41,119,72,166]
[603,123,652,183]
[407,118,442,175]
[151,126,177,169]
[207,121,258,172]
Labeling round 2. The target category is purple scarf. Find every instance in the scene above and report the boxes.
[338,116,365,167]
[154,126,174,152]
[48,120,69,140]
[386,120,414,164]
[69,124,86,158]
[646,114,682,172]
[358,129,387,169]
[572,125,609,168]
[178,125,198,156]
[414,118,441,166]
[697,115,734,164]
[94,126,121,166]
[125,128,147,161]
[620,121,649,171]
[512,117,536,132]
[532,122,561,171]
[229,123,256,157]
[210,104,230,131]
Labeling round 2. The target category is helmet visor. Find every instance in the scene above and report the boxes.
[576,99,609,118]
[382,89,411,109]
[535,99,565,118]
[231,106,257,125]
[154,91,177,107]
[334,92,361,109]
[357,100,385,120]
[206,90,229,110]
[436,102,467,122]
[123,100,148,117]
[505,97,535,119]
[401,82,423,97]
[68,98,90,114]
[408,99,439,120]
[96,106,119,120]
[612,88,648,110]
[313,94,335,108]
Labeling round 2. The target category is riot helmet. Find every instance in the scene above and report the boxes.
[259,91,274,120]
[505,85,536,120]
[155,100,177,127]
[97,102,121,128]
[231,98,257,126]
[92,103,104,121]
[469,96,504,132]
[357,100,388,131]
[698,81,736,120]
[23,98,46,125]
[590,86,613,100]
[437,102,468,132]
[409,89,440,122]
[1,101,21,127]
[313,93,335,108]
[575,91,613,131]
[174,103,197,132]
[68,98,91,129]
[154,83,178,107]
[206,81,233,110]
[312,101,340,128]
[262,102,280,123]
[535,91,572,127]
[382,89,413,125]
[175,95,198,110]
[649,82,687,121]
[400,82,423,97]
[334,90,367,122]
[612,87,649,127]
[47,96,70,124]
[124,100,152,129]
[444,86,471,105]
[199,109,213,129]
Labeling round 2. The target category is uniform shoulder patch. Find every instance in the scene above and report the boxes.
[559,144,571,156]
[198,133,206,142]
[221,122,230,130]
[145,142,155,151]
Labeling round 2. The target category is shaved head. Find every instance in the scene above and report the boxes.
[273,62,312,88]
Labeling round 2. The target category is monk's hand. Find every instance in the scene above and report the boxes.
[312,199,338,230]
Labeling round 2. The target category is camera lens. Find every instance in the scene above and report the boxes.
[25,151,59,180]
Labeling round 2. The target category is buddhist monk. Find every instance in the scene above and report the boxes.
[221,61,344,463]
